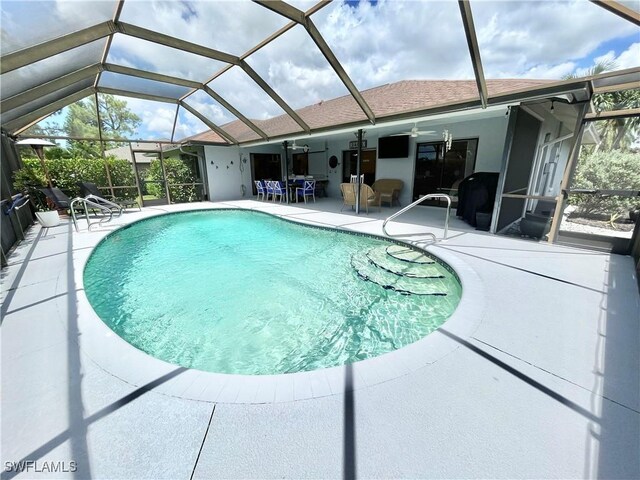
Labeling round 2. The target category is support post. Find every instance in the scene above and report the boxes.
[160,148,171,203]
[547,103,590,243]
[35,148,54,189]
[283,141,290,204]
[355,129,363,215]
[489,106,518,233]
[129,142,144,207]
[95,92,115,199]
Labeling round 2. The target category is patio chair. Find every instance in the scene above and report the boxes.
[340,183,380,214]
[264,180,275,201]
[78,181,140,211]
[254,180,266,201]
[296,180,316,203]
[272,181,287,202]
[350,174,364,183]
[340,183,355,211]
[372,179,404,207]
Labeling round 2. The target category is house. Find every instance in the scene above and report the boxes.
[181,78,599,239]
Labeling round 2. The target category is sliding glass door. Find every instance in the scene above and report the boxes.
[413,139,478,206]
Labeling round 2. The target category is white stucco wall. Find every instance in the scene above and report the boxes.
[324,114,509,205]
[202,109,510,204]
[204,145,244,201]
[204,144,292,202]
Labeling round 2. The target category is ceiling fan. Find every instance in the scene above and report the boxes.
[392,123,437,138]
[285,140,309,152]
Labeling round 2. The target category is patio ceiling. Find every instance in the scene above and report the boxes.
[1,0,639,144]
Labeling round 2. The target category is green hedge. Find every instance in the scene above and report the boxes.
[146,157,200,203]
[15,156,203,204]
[14,157,136,198]
[570,149,640,220]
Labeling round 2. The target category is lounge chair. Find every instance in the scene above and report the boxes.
[38,187,71,210]
[340,183,381,214]
[38,187,97,218]
[78,181,140,211]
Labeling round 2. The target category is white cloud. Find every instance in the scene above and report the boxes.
[208,66,286,120]
[312,0,475,87]
[175,108,208,139]
[120,97,174,140]
[521,62,577,80]
[614,42,640,70]
[567,42,640,77]
[183,90,236,125]
[1,0,113,54]
[144,106,176,138]
[123,97,211,140]
[472,0,638,79]
[119,0,289,55]
[7,0,637,140]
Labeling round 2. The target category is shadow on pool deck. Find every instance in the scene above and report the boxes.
[434,250,640,479]
[593,255,640,479]
[0,228,43,326]
[344,363,356,480]
[1,221,188,480]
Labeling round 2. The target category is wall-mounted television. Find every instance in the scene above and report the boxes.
[378,135,409,158]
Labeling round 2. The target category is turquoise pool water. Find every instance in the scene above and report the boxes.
[84,210,461,375]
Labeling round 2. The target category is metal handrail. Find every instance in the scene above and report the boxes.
[70,197,114,232]
[84,194,123,217]
[382,194,452,243]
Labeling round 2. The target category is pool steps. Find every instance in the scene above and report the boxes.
[350,246,449,296]
[365,247,444,279]
[385,245,436,264]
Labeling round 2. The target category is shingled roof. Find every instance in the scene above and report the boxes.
[184,78,553,145]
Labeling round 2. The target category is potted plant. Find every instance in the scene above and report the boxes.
[35,207,60,228]
[26,185,61,227]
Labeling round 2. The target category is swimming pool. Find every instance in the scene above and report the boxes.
[84,209,461,375]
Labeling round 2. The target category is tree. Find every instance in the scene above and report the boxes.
[64,95,141,157]
[591,89,640,151]
[564,61,640,152]
[569,149,640,224]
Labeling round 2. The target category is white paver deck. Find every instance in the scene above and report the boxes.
[2,199,639,479]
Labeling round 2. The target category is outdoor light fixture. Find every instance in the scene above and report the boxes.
[16,138,55,188]
[550,100,555,112]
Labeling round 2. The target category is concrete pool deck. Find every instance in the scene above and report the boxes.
[2,199,639,479]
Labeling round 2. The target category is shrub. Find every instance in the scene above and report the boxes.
[146,157,200,203]
[570,149,640,221]
[14,156,136,198]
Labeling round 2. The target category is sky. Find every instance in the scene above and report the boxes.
[2,0,638,141]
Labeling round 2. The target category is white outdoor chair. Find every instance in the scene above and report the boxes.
[254,180,266,201]
[296,180,316,203]
[272,181,287,202]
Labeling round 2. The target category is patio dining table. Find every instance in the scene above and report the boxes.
[287,180,305,202]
